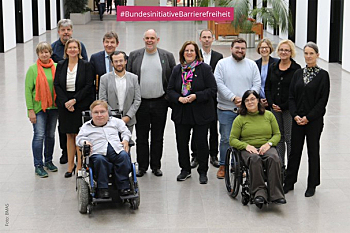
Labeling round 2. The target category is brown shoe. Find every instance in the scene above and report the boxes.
[217,165,225,179]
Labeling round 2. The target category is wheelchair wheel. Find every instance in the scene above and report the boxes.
[129,171,140,210]
[77,178,90,214]
[224,147,241,198]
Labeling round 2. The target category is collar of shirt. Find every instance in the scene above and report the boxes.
[201,48,212,56]
[114,71,126,80]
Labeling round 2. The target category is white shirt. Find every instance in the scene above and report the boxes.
[201,49,212,65]
[114,72,126,112]
[66,63,77,91]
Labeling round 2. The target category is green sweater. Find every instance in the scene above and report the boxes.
[25,63,57,114]
[229,110,281,150]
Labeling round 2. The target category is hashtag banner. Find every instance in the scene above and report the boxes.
[116,6,233,21]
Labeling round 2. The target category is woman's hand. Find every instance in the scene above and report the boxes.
[300,116,309,125]
[65,99,76,110]
[272,104,282,112]
[178,96,189,104]
[260,98,268,107]
[246,145,259,154]
[186,94,196,103]
[28,110,36,124]
[259,143,271,155]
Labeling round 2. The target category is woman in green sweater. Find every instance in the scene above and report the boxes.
[25,42,58,178]
[229,90,286,209]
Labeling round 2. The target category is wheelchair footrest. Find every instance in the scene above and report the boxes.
[92,197,113,203]
[119,193,139,200]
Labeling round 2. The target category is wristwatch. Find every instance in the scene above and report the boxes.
[268,142,272,146]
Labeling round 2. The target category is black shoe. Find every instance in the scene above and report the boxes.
[305,187,316,197]
[59,153,68,164]
[98,188,110,198]
[152,169,163,177]
[199,173,208,184]
[64,164,76,178]
[272,198,287,205]
[119,188,131,196]
[177,171,191,181]
[254,196,266,209]
[210,156,220,168]
[190,157,198,168]
[283,184,294,194]
[136,170,146,177]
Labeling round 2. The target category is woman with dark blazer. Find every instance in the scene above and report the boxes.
[284,42,330,197]
[265,39,301,166]
[167,41,217,184]
[255,39,278,108]
[54,38,94,178]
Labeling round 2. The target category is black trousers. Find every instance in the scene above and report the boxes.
[191,119,218,158]
[135,97,168,171]
[58,122,67,157]
[285,117,324,188]
[175,123,209,174]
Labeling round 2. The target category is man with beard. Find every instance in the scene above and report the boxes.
[99,51,141,133]
[127,29,176,177]
[214,38,261,179]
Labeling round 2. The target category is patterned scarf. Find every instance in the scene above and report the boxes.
[303,66,320,85]
[181,60,202,96]
[35,58,56,112]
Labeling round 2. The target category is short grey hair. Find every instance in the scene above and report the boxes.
[58,19,73,30]
[304,41,319,54]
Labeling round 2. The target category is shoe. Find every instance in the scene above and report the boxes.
[35,166,48,178]
[152,169,163,176]
[98,188,110,198]
[217,165,225,179]
[199,173,208,184]
[177,171,191,181]
[59,153,68,164]
[272,198,287,205]
[283,184,294,194]
[190,157,198,168]
[44,161,58,172]
[254,196,266,209]
[119,188,131,196]
[305,187,316,197]
[210,156,220,168]
[64,164,76,178]
[136,170,146,177]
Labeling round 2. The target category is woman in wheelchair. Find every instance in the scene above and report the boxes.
[229,90,286,209]
[76,100,132,199]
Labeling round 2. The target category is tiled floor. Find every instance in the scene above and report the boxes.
[0,20,350,232]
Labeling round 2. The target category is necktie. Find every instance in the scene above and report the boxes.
[108,56,113,72]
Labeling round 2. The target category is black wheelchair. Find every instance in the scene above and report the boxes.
[224,147,285,206]
[76,110,140,214]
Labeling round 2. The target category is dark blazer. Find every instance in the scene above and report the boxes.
[255,56,278,74]
[265,58,301,110]
[127,48,176,94]
[289,68,330,121]
[54,59,94,109]
[200,49,223,72]
[90,51,107,79]
[167,63,217,125]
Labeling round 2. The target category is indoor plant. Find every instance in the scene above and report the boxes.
[65,0,92,24]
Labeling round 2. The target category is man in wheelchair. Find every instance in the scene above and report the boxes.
[229,90,286,209]
[76,100,132,199]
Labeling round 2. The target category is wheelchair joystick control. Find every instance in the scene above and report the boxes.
[135,162,139,173]
[83,143,90,157]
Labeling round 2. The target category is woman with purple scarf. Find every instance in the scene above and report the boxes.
[167,41,217,184]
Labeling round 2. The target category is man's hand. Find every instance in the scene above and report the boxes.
[259,143,271,155]
[272,104,282,112]
[261,98,268,107]
[186,94,196,103]
[246,145,259,154]
[122,116,130,124]
[28,110,36,124]
[121,140,129,153]
[234,97,242,108]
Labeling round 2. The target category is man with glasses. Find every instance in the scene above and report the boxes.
[214,38,261,179]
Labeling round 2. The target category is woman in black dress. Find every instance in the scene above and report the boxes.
[54,38,94,178]
[283,42,330,197]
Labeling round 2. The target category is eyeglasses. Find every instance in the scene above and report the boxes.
[244,97,257,103]
[278,49,291,53]
[92,110,107,115]
[260,47,270,50]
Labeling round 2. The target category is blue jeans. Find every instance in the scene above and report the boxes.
[32,109,58,167]
[217,109,238,166]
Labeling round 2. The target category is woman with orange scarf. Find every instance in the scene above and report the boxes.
[25,42,58,178]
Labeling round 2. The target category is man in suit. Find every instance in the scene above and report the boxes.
[51,19,88,165]
[90,31,119,98]
[127,29,176,177]
[99,51,141,133]
[190,29,223,169]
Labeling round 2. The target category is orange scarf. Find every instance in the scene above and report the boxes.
[35,58,56,112]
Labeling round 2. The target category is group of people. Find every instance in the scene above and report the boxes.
[25,18,330,206]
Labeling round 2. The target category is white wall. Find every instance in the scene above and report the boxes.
[60,0,65,19]
[22,0,33,42]
[38,0,46,35]
[50,0,57,29]
[295,0,307,49]
[316,0,331,62]
[2,1,16,51]
[279,0,289,39]
[342,0,350,72]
